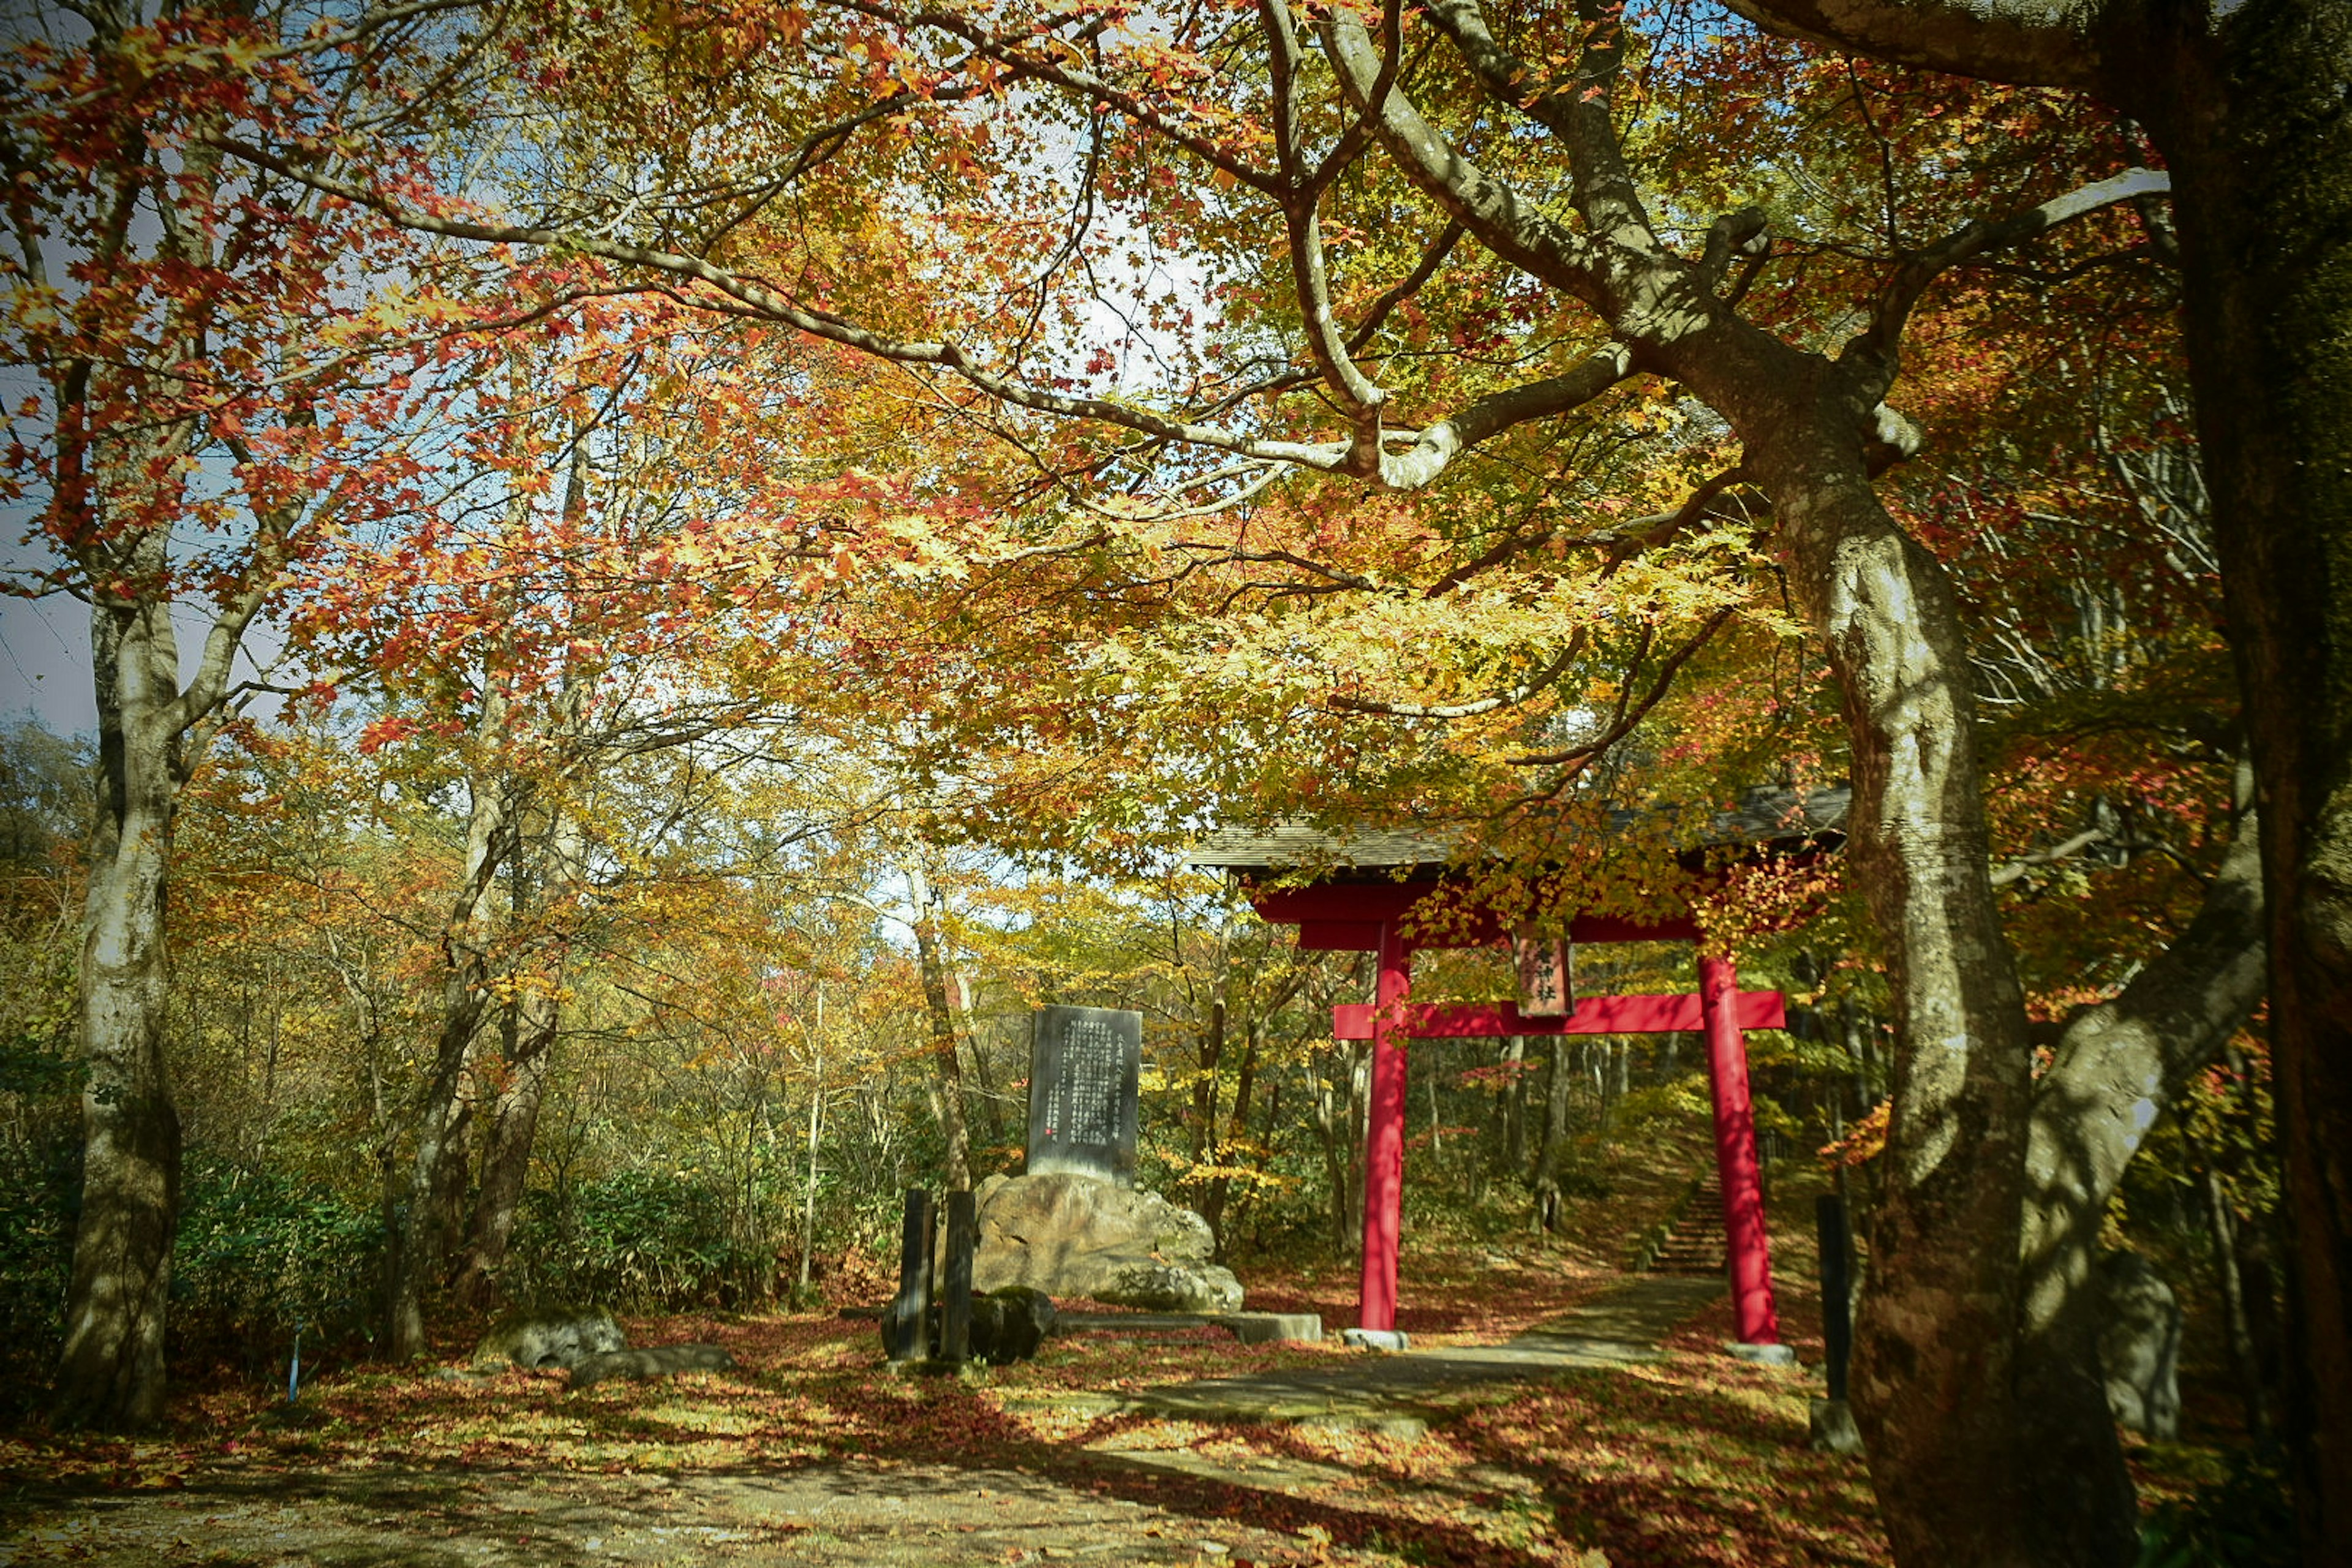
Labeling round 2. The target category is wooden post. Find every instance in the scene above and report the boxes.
[1358,922,1411,1332]
[941,1189,976,1364]
[891,1188,933,1362]
[1698,952,1780,1344]
[1817,1193,1853,1400]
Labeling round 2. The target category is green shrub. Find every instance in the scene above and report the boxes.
[0,1123,76,1420]
[171,1158,384,1374]
[2137,1446,2296,1568]
[506,1167,775,1310]
[0,1020,82,1420]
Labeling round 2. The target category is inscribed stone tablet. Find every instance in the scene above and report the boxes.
[1028,1005,1142,1185]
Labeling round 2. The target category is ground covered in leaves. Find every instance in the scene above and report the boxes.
[0,1236,2248,1567]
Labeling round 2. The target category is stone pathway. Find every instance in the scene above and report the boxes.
[1012,1275,1733,1439]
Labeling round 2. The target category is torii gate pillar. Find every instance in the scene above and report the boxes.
[1358,922,1411,1333]
[1700,951,1780,1344]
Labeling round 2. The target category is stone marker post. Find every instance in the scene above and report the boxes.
[1027,1006,1142,1185]
[941,1190,976,1364]
[891,1189,934,1362]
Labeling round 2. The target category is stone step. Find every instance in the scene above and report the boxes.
[1060,1310,1324,1345]
[848,1304,1324,1345]
[1640,1167,1727,1274]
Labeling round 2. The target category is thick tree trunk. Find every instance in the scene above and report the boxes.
[426,1095,475,1263]
[904,856,971,1192]
[385,768,507,1358]
[451,800,578,1313]
[449,984,555,1313]
[1703,336,2109,1564]
[53,598,185,1431]
[2120,11,2352,1548]
[2011,801,2267,1522]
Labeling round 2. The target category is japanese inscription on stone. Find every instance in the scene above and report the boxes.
[1027,1005,1142,1185]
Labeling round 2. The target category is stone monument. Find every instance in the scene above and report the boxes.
[970,1005,1243,1313]
[1027,1004,1141,1185]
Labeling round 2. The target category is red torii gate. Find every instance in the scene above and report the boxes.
[1195,793,1846,1352]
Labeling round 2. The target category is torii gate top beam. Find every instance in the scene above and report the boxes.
[1189,785,1847,952]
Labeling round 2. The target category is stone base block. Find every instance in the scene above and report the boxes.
[1809,1396,1865,1455]
[1341,1327,1411,1352]
[1725,1340,1798,1368]
[1220,1313,1323,1345]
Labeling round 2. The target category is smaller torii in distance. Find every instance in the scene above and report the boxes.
[1192,788,1848,1352]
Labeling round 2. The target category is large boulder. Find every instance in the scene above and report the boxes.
[2096,1251,2182,1440]
[472,1306,627,1371]
[973,1172,1243,1312]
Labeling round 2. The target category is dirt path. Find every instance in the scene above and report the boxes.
[1,1276,1744,1567]
[1011,1276,1731,1438]
[3,1455,1352,1567]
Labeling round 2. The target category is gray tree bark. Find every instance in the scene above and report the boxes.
[55,592,187,1432]
[904,854,971,1193]
[452,744,586,1312]
[450,924,562,1311]
[385,737,509,1358]
[1707,1,2350,1550]
[45,137,301,1430]
[1320,9,2236,1557]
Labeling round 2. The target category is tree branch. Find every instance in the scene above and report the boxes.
[1328,629,1588,718]
[2020,801,2267,1335]
[1319,15,1604,304]
[1988,821,2113,887]
[1716,0,2106,92]
[1419,0,1660,250]
[1849,168,2171,379]
[1505,605,1735,766]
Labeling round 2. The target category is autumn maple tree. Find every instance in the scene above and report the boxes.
[1691,1,2352,1552]
[0,0,522,1428]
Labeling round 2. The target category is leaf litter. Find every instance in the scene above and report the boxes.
[0,1253,1899,1566]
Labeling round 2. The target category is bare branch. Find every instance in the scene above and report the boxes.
[1988,822,2114,888]
[1505,605,1735,766]
[1849,167,2170,379]
[1348,220,1464,354]
[1419,0,1660,250]
[1259,0,1389,445]
[1320,16,1603,303]
[1716,0,2105,93]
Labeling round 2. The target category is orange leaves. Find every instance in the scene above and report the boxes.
[356,715,419,756]
[1818,1101,1889,1171]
